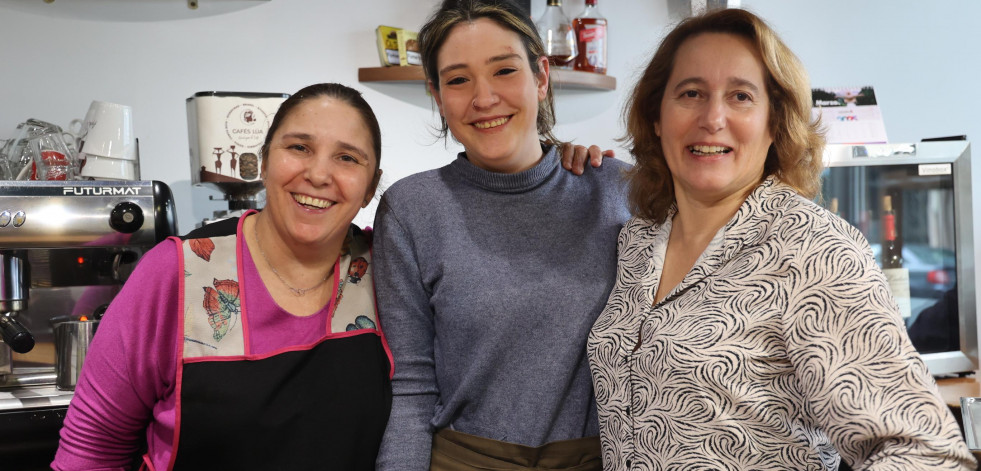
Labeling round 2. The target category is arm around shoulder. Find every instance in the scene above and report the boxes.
[559,142,617,175]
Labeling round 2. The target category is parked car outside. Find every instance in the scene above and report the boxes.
[869,242,956,302]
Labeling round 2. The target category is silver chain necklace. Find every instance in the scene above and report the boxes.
[253,217,330,297]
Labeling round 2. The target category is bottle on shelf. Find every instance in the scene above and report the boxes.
[572,0,607,74]
[828,197,839,217]
[536,0,577,68]
[881,194,912,319]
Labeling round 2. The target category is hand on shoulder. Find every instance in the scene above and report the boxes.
[559,142,616,175]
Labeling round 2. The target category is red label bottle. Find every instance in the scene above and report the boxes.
[881,194,912,319]
[573,0,607,74]
[882,195,902,269]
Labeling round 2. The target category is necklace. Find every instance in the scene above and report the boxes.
[253,217,330,297]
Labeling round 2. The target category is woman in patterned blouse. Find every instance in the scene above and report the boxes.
[586,8,975,471]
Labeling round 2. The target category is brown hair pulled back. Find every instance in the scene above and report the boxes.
[419,0,558,145]
[260,83,382,191]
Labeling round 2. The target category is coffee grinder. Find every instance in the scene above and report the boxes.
[186,91,289,225]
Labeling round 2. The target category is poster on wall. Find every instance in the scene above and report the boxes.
[811,86,889,144]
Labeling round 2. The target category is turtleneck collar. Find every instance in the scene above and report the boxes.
[448,144,559,194]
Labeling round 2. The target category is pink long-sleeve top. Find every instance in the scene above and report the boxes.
[52,237,333,470]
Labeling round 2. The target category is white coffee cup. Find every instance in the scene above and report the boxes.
[68,104,99,143]
[80,154,139,180]
[78,101,137,161]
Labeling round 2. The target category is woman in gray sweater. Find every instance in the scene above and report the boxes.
[373,1,630,470]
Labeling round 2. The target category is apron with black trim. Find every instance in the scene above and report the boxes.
[159,223,391,470]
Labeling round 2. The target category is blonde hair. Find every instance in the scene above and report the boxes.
[623,8,825,223]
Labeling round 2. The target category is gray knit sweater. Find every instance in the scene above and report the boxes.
[373,146,631,470]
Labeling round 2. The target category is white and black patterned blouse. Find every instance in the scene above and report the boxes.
[588,177,975,471]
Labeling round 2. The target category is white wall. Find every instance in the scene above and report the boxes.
[1,0,980,233]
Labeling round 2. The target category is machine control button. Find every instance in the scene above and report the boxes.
[12,211,26,227]
[109,202,145,234]
[0,211,10,227]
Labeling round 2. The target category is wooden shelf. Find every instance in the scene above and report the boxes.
[357,66,616,91]
[358,66,426,83]
[549,69,616,91]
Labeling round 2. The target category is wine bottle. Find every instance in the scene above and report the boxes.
[881,196,902,268]
[572,0,607,74]
[881,195,911,318]
[536,0,577,68]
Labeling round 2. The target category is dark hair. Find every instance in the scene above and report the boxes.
[622,8,825,223]
[418,0,558,145]
[261,83,382,180]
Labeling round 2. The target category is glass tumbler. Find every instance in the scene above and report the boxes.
[27,129,78,181]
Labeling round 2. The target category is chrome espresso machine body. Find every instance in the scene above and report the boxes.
[0,180,176,457]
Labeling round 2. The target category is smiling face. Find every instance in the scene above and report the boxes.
[431,17,549,174]
[656,32,773,207]
[261,96,378,248]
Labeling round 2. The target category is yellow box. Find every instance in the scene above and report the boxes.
[375,25,401,67]
[397,30,421,66]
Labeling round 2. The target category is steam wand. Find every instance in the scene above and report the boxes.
[0,313,34,354]
[0,251,35,353]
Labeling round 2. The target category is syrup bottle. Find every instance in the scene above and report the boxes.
[536,0,577,68]
[572,0,607,74]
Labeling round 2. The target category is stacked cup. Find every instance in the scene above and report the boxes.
[77,101,140,180]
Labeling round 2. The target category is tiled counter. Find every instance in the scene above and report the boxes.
[0,385,74,411]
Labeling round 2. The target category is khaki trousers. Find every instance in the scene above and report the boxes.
[430,428,602,471]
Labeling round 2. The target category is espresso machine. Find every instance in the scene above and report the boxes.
[0,180,176,459]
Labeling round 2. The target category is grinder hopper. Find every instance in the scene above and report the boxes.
[186,91,289,223]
